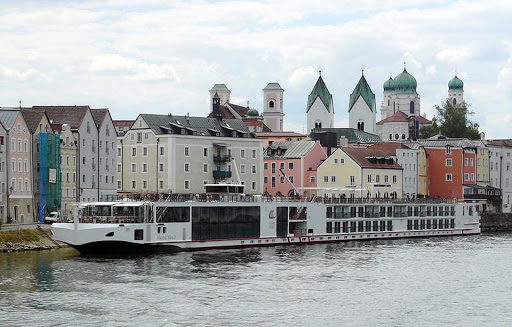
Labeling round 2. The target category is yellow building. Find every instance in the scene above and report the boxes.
[418,146,429,197]
[317,147,403,199]
[473,140,490,187]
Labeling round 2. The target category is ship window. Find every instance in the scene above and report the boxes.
[134,229,143,240]
[156,207,190,223]
[105,232,114,237]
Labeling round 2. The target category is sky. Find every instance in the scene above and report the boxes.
[0,0,511,138]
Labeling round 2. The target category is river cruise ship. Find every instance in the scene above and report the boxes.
[52,185,481,254]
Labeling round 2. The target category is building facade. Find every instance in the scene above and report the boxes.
[317,148,403,199]
[263,140,327,197]
[117,114,264,195]
[0,109,33,223]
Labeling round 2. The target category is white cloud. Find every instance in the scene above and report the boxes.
[0,65,53,82]
[288,67,317,87]
[90,54,180,82]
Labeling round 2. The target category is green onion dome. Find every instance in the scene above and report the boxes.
[393,69,417,93]
[383,77,394,92]
[247,108,259,117]
[448,75,464,90]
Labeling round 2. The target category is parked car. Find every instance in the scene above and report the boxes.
[44,212,60,224]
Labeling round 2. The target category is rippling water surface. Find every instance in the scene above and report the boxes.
[1,234,512,326]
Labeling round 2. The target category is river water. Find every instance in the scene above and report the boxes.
[1,234,512,327]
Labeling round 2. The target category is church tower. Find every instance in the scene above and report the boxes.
[209,84,231,113]
[448,75,464,105]
[262,83,284,132]
[306,71,334,134]
[348,70,376,134]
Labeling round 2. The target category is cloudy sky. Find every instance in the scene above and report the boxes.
[1,0,511,138]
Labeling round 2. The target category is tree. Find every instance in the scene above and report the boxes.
[419,100,480,139]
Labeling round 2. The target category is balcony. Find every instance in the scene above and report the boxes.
[213,170,232,178]
[213,155,232,163]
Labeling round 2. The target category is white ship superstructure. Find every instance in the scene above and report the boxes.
[52,190,481,254]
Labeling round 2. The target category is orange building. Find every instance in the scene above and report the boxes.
[419,139,477,200]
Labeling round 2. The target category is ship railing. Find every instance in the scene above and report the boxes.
[79,216,144,224]
[113,193,458,205]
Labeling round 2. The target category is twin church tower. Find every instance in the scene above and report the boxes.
[306,67,464,140]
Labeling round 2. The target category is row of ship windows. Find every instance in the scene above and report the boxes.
[325,218,456,234]
[125,163,257,175]
[407,219,455,230]
[326,220,393,233]
[326,206,457,218]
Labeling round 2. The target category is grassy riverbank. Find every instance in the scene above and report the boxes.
[0,228,66,253]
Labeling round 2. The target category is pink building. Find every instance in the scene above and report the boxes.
[0,109,33,223]
[263,140,327,197]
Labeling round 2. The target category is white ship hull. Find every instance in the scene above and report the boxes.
[51,199,481,254]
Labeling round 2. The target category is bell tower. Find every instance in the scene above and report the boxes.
[262,83,284,132]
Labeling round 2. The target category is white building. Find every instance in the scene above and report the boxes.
[348,71,376,134]
[306,73,334,134]
[488,140,512,212]
[117,110,264,195]
[91,109,117,201]
[368,143,419,198]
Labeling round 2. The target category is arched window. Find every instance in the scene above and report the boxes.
[395,134,399,140]
[318,122,322,128]
[389,134,392,140]
[388,99,390,106]
[357,122,360,130]
[361,122,364,131]
[410,101,415,114]
[402,134,406,139]
[269,100,274,108]
[453,98,457,105]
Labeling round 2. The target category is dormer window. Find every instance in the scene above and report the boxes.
[446,146,452,154]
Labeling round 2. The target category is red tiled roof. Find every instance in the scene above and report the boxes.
[368,142,411,156]
[113,120,135,128]
[91,109,108,128]
[341,148,403,169]
[227,103,250,117]
[376,110,409,124]
[488,140,512,147]
[412,115,432,124]
[33,106,90,129]
[19,108,47,133]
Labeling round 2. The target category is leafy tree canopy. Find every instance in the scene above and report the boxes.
[419,99,480,139]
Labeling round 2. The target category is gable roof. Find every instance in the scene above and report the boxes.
[140,114,254,138]
[412,115,432,124]
[341,148,403,170]
[368,142,411,156]
[20,108,48,133]
[348,75,375,112]
[376,110,409,124]
[264,140,318,159]
[226,103,250,117]
[0,108,20,129]
[113,120,135,128]
[91,109,108,128]
[33,106,90,129]
[307,76,333,113]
